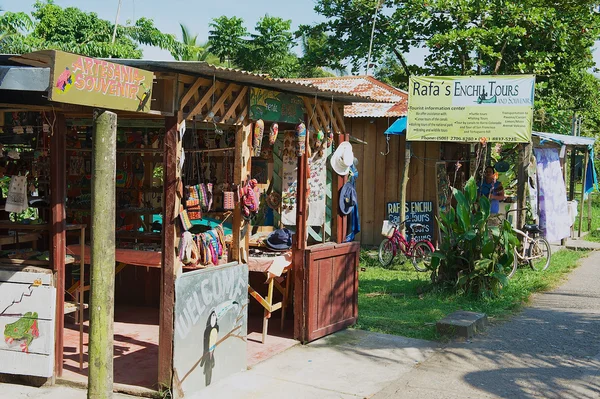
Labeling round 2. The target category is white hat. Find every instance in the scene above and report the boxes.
[330,141,354,176]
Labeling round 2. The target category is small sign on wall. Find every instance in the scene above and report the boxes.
[0,269,56,378]
[386,201,434,242]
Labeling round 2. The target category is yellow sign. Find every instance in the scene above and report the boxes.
[407,75,534,143]
[49,51,154,113]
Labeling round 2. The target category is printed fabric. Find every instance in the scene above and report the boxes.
[533,147,570,243]
[5,175,28,213]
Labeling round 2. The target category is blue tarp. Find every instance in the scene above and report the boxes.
[384,116,407,135]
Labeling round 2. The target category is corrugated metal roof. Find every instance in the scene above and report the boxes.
[295,76,408,117]
[533,131,596,147]
[109,60,381,104]
[344,102,405,118]
[3,53,382,104]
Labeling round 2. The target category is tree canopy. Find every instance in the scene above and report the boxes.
[208,14,333,78]
[0,0,185,59]
[303,0,600,135]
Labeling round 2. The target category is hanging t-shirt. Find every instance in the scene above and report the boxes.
[478,180,502,214]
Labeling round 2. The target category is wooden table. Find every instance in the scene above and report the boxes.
[247,252,293,344]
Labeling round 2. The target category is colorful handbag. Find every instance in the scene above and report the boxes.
[179,206,192,231]
[223,185,235,210]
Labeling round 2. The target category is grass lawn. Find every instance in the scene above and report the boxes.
[356,249,589,341]
[583,192,600,242]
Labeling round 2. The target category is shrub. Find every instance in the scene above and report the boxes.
[430,177,519,297]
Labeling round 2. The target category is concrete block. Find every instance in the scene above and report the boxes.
[436,310,488,338]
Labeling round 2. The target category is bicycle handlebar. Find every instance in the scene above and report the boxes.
[505,208,527,218]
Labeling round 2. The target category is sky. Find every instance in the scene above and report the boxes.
[1,0,328,60]
[2,0,600,72]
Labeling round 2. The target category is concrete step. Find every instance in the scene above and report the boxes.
[436,310,488,339]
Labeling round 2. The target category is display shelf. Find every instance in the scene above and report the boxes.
[116,231,162,241]
[67,148,163,153]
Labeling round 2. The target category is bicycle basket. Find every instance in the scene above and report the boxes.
[381,220,395,238]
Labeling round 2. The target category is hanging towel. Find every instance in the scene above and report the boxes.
[5,175,28,213]
[533,148,570,243]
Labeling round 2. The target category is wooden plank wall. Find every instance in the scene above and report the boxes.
[347,118,439,247]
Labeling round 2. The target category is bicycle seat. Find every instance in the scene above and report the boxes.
[522,224,542,234]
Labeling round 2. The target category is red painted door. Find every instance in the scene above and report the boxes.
[302,242,359,342]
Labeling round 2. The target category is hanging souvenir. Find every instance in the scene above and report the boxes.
[5,175,28,213]
[295,123,306,157]
[269,123,279,145]
[328,131,334,148]
[253,119,265,157]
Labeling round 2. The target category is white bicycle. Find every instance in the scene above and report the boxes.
[505,208,552,278]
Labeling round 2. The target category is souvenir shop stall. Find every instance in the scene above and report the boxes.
[0,50,373,398]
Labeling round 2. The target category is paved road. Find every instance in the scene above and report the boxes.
[373,250,600,399]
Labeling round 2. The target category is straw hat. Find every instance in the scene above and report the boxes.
[330,141,354,176]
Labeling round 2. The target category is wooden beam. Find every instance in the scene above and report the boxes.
[222,86,248,123]
[315,102,330,132]
[302,97,322,132]
[333,104,346,132]
[51,113,67,377]
[186,84,216,120]
[179,77,206,110]
[322,102,340,134]
[206,83,236,121]
[158,116,178,388]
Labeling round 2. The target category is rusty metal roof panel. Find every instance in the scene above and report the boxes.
[294,76,407,103]
[297,76,408,117]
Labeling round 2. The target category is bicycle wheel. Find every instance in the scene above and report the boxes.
[378,238,395,268]
[411,241,433,272]
[528,237,551,272]
[507,249,518,279]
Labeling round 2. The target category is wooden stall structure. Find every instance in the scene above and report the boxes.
[0,51,379,397]
[294,77,442,246]
[532,131,598,241]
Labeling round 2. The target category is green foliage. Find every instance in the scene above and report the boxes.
[430,177,519,297]
[0,1,185,59]
[208,14,334,78]
[309,0,600,137]
[208,16,247,67]
[175,24,222,64]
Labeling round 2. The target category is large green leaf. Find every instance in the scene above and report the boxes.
[464,177,477,204]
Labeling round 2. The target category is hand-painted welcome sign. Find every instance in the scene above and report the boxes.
[49,51,154,113]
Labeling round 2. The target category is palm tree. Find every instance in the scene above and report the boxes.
[177,23,223,65]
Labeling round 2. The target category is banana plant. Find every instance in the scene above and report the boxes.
[431,177,519,297]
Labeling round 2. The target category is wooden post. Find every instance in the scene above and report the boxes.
[88,110,117,399]
[399,143,411,235]
[293,120,310,342]
[578,149,589,237]
[517,143,532,229]
[569,148,577,201]
[51,114,67,377]
[231,121,252,263]
[158,116,178,388]
[332,133,349,243]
